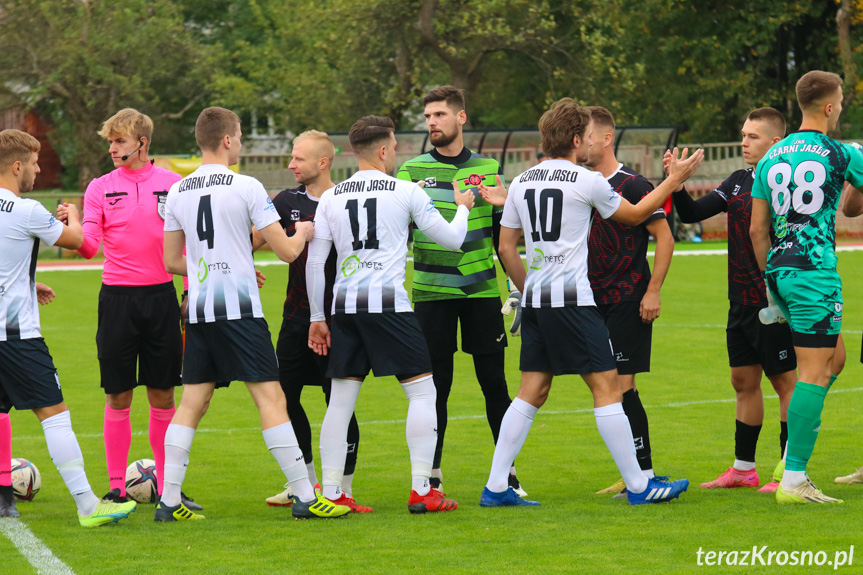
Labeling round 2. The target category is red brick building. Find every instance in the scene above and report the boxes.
[0,107,62,189]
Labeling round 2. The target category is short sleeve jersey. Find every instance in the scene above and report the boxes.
[0,188,64,340]
[396,148,502,301]
[271,186,336,324]
[501,159,621,308]
[314,170,458,315]
[588,163,665,305]
[752,131,863,271]
[163,165,280,324]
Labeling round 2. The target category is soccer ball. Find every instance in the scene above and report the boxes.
[11,458,41,501]
[125,459,158,503]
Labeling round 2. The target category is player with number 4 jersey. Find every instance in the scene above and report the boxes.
[751,70,863,504]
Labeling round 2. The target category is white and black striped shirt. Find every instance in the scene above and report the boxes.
[501,159,621,308]
[307,170,469,318]
[0,188,64,340]
[164,165,280,323]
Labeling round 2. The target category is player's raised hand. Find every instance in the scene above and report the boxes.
[662,150,684,192]
[294,220,315,242]
[452,180,475,211]
[478,174,507,207]
[308,321,331,356]
[35,282,55,305]
[668,147,704,184]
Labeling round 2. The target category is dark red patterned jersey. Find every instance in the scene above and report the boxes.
[672,168,767,307]
[272,186,336,324]
[588,164,666,304]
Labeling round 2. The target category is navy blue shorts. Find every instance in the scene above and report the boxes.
[326,312,432,380]
[520,305,616,376]
[183,318,279,384]
[0,338,64,412]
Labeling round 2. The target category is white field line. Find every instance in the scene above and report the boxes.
[11,386,863,441]
[35,244,863,272]
[0,519,75,575]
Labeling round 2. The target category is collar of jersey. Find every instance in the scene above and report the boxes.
[430,147,472,165]
[117,160,155,183]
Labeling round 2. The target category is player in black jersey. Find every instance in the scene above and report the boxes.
[263,131,370,513]
[584,107,675,497]
[670,108,803,492]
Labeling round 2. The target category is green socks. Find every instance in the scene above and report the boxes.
[785,382,828,473]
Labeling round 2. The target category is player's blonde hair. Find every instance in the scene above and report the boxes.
[293,130,335,163]
[98,108,154,145]
[0,129,40,173]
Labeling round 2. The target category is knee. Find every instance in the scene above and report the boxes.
[517,386,549,408]
[730,374,759,395]
[147,388,176,410]
[106,391,133,410]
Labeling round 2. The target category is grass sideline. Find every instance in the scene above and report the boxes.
[2,252,863,574]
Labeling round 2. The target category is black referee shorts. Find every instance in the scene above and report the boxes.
[0,338,64,413]
[326,312,432,380]
[414,297,507,360]
[96,282,182,394]
[597,300,652,375]
[520,305,616,376]
[183,318,279,385]
[726,301,796,376]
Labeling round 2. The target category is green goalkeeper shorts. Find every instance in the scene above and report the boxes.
[765,268,842,348]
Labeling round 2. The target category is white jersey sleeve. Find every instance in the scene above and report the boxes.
[409,185,469,251]
[588,174,622,219]
[307,193,334,322]
[29,202,64,246]
[500,184,522,229]
[246,178,281,231]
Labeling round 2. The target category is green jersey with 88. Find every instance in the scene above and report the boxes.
[751,131,863,271]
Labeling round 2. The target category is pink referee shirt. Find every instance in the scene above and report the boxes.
[79,161,182,286]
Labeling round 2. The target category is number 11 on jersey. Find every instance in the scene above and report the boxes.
[346,198,379,250]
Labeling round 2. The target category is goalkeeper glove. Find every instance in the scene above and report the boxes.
[501,290,522,336]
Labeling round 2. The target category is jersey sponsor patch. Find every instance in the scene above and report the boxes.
[154,191,168,220]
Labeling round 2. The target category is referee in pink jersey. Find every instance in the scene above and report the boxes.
[64,109,201,510]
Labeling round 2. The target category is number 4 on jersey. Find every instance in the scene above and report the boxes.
[197,194,215,249]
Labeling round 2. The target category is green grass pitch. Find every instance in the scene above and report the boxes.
[2,249,863,574]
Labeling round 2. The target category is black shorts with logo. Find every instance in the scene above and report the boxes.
[183,318,279,384]
[597,300,652,375]
[0,338,64,413]
[326,312,432,380]
[96,282,182,394]
[726,301,796,376]
[520,305,616,376]
[414,297,507,360]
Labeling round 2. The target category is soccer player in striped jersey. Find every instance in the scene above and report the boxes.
[0,129,137,526]
[750,71,863,504]
[264,130,370,513]
[396,86,524,496]
[584,106,675,497]
[308,115,472,514]
[157,107,349,521]
[669,108,801,493]
[66,109,199,509]
[480,99,701,507]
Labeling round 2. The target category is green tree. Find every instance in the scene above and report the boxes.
[0,0,210,190]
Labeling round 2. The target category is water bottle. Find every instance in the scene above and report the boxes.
[759,305,786,325]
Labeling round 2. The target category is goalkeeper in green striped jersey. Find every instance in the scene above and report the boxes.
[397,86,524,496]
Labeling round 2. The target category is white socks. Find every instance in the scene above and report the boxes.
[594,403,648,494]
[486,398,537,493]
[306,462,319,487]
[734,459,756,471]
[263,422,314,502]
[320,378,362,500]
[401,375,437,496]
[162,424,195,507]
[42,411,99,516]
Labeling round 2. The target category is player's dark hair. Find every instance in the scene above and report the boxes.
[796,71,843,111]
[538,98,590,159]
[0,129,40,172]
[586,106,616,132]
[747,107,786,137]
[196,107,240,152]
[348,116,395,155]
[423,85,466,112]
